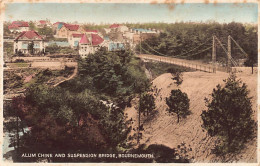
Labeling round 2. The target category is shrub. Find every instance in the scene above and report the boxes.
[166,89,190,123]
[201,74,256,155]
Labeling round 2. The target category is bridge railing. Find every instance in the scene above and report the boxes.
[139,54,224,73]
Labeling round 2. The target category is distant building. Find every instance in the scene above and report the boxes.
[68,33,84,48]
[103,36,125,52]
[8,21,29,33]
[105,24,129,34]
[14,30,45,55]
[36,20,52,28]
[131,28,159,44]
[79,33,104,58]
[55,24,85,39]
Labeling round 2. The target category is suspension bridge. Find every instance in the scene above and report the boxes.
[137,35,248,73]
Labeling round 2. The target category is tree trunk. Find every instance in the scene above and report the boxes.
[251,64,254,74]
[177,114,180,123]
[137,108,141,145]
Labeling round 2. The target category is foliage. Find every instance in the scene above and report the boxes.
[27,41,34,54]
[5,49,149,162]
[45,44,78,54]
[201,74,256,155]
[4,42,14,58]
[78,49,150,103]
[243,25,258,73]
[139,92,156,116]
[4,22,11,35]
[29,21,37,31]
[144,61,193,79]
[135,22,257,65]
[38,25,54,39]
[129,143,192,163]
[4,71,24,90]
[171,72,183,86]
[166,89,190,123]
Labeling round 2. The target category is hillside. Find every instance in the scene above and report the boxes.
[125,71,257,162]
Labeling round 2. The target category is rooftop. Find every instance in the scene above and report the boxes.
[15,30,43,40]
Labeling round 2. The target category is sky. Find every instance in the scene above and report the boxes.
[4,3,258,24]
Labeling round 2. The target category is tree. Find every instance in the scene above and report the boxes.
[27,41,34,54]
[29,21,37,31]
[201,74,256,154]
[139,92,156,116]
[38,25,54,38]
[166,89,190,123]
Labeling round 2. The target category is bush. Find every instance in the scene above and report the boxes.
[139,92,156,116]
[166,89,190,123]
[14,59,25,63]
[201,74,256,155]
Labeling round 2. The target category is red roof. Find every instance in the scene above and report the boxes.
[79,34,90,44]
[72,33,84,38]
[9,21,29,29]
[64,24,79,31]
[109,24,120,28]
[8,24,19,29]
[39,20,46,24]
[15,30,43,40]
[53,22,64,25]
[85,29,98,33]
[91,34,104,46]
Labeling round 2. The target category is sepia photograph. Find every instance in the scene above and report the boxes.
[1,0,258,164]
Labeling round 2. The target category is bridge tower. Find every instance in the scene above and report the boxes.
[227,35,232,73]
[212,36,216,73]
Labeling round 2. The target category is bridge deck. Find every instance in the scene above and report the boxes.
[138,54,228,73]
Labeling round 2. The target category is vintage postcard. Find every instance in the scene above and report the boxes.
[1,0,259,165]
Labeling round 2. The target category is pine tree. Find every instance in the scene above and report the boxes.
[166,89,190,123]
[201,74,256,154]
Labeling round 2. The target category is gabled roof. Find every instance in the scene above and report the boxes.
[72,33,84,38]
[91,34,104,46]
[79,34,90,44]
[109,24,120,28]
[15,30,43,40]
[85,29,98,33]
[64,24,79,31]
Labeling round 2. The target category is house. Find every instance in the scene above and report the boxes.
[67,29,99,48]
[36,20,52,28]
[131,28,159,44]
[109,24,129,32]
[8,21,29,33]
[85,29,98,34]
[103,36,125,52]
[104,24,129,34]
[55,23,85,39]
[68,33,84,48]
[79,33,104,58]
[13,30,45,55]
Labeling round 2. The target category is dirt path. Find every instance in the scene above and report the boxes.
[53,65,78,87]
[125,71,257,162]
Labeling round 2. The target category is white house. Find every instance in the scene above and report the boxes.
[14,30,45,55]
[8,21,29,33]
[79,33,104,58]
[68,33,84,48]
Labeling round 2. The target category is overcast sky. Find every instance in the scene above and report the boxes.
[4,3,258,24]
